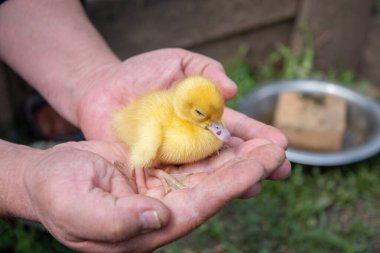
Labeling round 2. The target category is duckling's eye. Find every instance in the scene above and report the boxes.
[195,109,205,117]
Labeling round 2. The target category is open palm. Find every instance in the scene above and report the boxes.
[25,134,288,253]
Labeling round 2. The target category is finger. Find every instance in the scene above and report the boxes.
[180,50,237,100]
[240,182,262,199]
[170,139,290,195]
[187,151,285,220]
[61,193,170,243]
[176,138,273,174]
[235,141,291,181]
[267,159,291,180]
[203,66,237,100]
[241,154,291,198]
[223,108,288,149]
[246,143,288,179]
[224,136,244,147]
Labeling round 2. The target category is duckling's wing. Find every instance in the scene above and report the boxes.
[128,119,163,169]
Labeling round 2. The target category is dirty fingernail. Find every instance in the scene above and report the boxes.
[140,211,162,230]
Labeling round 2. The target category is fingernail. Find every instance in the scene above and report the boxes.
[140,211,162,230]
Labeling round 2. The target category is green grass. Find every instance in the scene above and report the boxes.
[2,35,380,252]
[375,0,380,8]
[0,220,72,253]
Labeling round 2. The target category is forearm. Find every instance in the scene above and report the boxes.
[0,140,41,220]
[0,0,121,126]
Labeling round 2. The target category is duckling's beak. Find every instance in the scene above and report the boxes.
[207,122,231,142]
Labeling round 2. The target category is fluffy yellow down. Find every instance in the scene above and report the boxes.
[113,76,226,169]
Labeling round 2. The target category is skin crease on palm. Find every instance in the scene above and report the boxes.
[0,1,291,252]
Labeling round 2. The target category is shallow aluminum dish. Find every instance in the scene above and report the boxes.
[238,80,380,166]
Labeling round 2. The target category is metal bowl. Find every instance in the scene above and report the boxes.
[238,80,380,166]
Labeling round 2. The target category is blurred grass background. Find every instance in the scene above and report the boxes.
[2,38,380,253]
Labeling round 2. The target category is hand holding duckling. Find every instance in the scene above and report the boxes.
[51,48,290,251]
[75,48,290,192]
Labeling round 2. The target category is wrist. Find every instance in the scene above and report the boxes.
[0,140,43,221]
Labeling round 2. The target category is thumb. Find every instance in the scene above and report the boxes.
[203,66,238,100]
[181,50,237,100]
[66,193,171,243]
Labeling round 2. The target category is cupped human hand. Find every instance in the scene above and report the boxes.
[23,140,170,251]
[76,48,238,141]
[23,137,289,253]
[75,48,288,150]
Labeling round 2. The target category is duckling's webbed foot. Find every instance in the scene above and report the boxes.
[113,161,139,192]
[147,168,186,193]
[113,161,186,193]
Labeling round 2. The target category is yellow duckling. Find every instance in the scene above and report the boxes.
[113,76,230,190]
